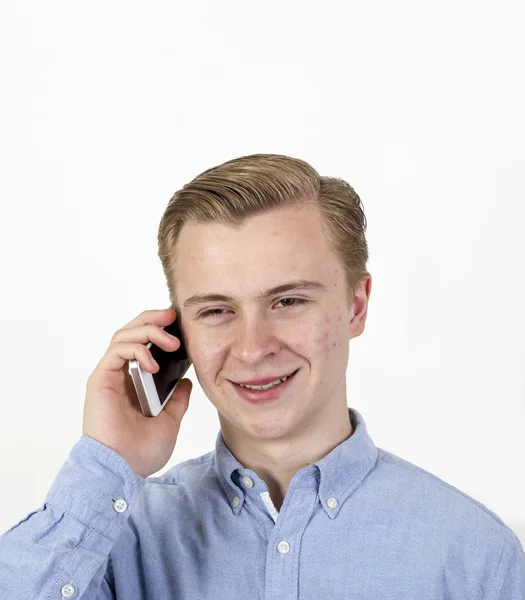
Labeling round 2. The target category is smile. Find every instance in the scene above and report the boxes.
[238,375,291,391]
[230,369,300,404]
[233,369,299,390]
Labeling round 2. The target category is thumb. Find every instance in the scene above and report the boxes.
[162,378,192,423]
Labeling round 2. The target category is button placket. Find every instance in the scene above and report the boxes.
[265,481,318,597]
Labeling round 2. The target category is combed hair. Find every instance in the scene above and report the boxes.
[157,153,369,309]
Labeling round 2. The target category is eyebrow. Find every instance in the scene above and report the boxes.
[182,279,328,309]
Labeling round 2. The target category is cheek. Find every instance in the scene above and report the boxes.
[296,315,342,357]
[186,334,222,371]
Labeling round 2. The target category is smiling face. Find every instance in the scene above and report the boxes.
[172,200,371,444]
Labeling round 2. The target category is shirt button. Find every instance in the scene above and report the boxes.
[242,476,254,488]
[113,498,128,513]
[277,541,290,554]
[61,583,75,597]
[232,496,240,508]
[327,497,338,509]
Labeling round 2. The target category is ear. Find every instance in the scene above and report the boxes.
[349,274,372,340]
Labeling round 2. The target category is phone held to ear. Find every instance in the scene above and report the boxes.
[128,310,192,417]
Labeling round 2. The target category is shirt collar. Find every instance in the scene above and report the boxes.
[213,407,378,519]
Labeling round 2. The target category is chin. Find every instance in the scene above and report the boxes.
[243,413,299,441]
[215,386,303,441]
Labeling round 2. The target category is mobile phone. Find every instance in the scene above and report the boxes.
[127,308,192,417]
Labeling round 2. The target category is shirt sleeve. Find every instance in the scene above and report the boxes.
[0,435,146,600]
[496,532,525,600]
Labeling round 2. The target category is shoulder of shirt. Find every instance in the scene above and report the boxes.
[376,446,523,549]
[143,449,216,486]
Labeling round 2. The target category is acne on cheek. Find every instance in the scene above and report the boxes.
[308,315,340,353]
[323,305,348,350]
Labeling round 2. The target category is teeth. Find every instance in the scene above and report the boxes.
[239,375,289,391]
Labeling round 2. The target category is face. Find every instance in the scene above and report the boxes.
[173,201,371,443]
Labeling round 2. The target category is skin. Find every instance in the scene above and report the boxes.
[172,200,372,511]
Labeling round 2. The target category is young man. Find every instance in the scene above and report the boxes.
[0,154,523,599]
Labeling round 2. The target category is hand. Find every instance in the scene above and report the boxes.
[82,308,192,478]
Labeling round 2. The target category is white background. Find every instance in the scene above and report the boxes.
[0,0,523,546]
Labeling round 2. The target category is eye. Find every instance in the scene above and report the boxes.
[200,308,230,318]
[275,297,309,309]
[199,298,309,319]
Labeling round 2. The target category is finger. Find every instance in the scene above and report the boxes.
[119,307,176,331]
[162,378,193,423]
[112,323,181,352]
[96,341,165,374]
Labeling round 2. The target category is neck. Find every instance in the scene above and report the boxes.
[220,402,354,511]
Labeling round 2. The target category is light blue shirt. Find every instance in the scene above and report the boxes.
[0,407,523,599]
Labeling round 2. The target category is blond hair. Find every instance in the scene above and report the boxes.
[157,153,369,310]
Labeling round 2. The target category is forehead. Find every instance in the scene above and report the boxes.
[173,203,341,297]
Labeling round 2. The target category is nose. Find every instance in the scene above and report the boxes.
[229,315,281,365]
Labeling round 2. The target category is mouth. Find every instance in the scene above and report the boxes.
[233,369,299,388]
[230,369,300,404]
